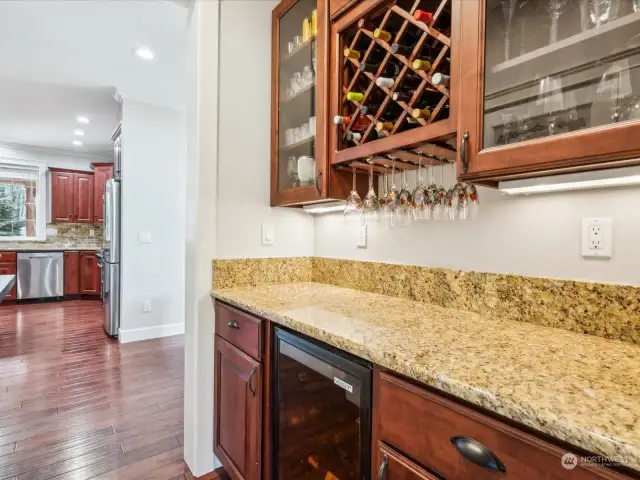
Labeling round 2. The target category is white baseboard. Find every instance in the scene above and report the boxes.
[118,322,185,343]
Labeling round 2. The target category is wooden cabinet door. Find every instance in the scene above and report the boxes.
[51,171,75,223]
[74,173,94,223]
[457,0,640,184]
[214,335,262,480]
[79,251,100,295]
[64,251,80,295]
[0,262,17,301]
[93,166,113,224]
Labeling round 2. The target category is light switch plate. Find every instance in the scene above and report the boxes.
[89,229,95,237]
[357,225,367,248]
[141,301,152,312]
[582,217,612,258]
[262,223,274,246]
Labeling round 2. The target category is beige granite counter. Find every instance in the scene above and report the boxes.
[212,282,640,472]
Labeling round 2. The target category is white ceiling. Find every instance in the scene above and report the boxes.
[0,0,188,155]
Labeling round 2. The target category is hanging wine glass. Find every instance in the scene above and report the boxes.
[447,163,466,220]
[546,0,571,44]
[426,162,438,220]
[385,158,400,220]
[378,167,389,210]
[392,168,412,227]
[432,161,447,220]
[344,164,362,219]
[412,154,429,221]
[464,183,480,220]
[362,160,381,223]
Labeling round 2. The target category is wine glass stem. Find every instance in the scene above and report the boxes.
[550,16,558,43]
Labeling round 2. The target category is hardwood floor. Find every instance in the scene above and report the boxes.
[0,300,211,479]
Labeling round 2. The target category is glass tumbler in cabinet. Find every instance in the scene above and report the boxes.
[457,0,640,184]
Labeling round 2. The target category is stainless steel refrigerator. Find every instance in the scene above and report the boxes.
[102,178,121,336]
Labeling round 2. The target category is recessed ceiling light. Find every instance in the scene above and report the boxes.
[73,129,85,136]
[134,46,155,60]
[72,140,83,147]
[76,116,90,124]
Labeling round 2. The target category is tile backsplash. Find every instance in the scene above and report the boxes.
[1,223,104,249]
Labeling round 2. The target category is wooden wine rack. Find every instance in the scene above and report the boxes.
[331,0,458,173]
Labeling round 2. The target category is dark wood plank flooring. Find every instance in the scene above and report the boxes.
[0,300,213,479]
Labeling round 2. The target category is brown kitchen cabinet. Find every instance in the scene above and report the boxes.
[50,168,95,224]
[92,163,113,224]
[456,1,640,185]
[373,369,628,480]
[79,251,100,296]
[64,251,80,295]
[0,252,17,301]
[271,0,359,206]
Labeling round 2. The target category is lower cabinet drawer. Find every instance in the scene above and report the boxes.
[375,441,439,480]
[375,371,625,479]
[215,302,262,360]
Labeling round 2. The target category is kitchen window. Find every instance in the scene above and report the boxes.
[0,163,45,241]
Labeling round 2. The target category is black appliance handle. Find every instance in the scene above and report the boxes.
[450,436,506,472]
[227,320,240,329]
[248,366,257,397]
[377,454,388,480]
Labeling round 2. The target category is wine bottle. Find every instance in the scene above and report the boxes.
[360,103,381,115]
[392,92,411,103]
[376,77,395,89]
[373,28,393,42]
[412,59,432,71]
[413,9,434,25]
[391,42,415,57]
[346,92,364,102]
[334,115,369,131]
[412,107,432,119]
[345,132,362,142]
[399,72,424,89]
[357,18,376,31]
[432,73,450,87]
[343,48,361,60]
[359,61,400,77]
[414,9,451,31]
[375,121,394,132]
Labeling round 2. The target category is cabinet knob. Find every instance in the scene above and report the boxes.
[227,320,240,329]
[450,436,506,472]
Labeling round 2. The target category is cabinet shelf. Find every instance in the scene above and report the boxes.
[282,35,316,63]
[280,136,315,153]
[487,11,640,97]
[280,82,316,105]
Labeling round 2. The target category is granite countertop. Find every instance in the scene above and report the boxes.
[212,282,640,472]
[0,275,15,301]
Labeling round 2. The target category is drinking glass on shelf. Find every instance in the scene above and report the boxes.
[300,122,310,140]
[344,165,362,219]
[297,156,315,186]
[634,0,640,12]
[287,156,298,188]
[290,72,303,94]
[586,0,619,28]
[536,74,564,135]
[285,128,294,146]
[309,116,316,136]
[546,0,571,44]
[392,169,412,227]
[362,162,381,223]
[412,154,429,221]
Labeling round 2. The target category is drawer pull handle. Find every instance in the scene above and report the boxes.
[227,320,240,329]
[377,454,388,480]
[451,436,506,472]
[460,129,469,174]
[248,366,257,397]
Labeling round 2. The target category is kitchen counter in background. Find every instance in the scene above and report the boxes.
[0,245,102,251]
[212,282,640,473]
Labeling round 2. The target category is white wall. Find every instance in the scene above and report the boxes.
[216,0,314,259]
[120,99,187,339]
[183,0,219,475]
[315,169,640,286]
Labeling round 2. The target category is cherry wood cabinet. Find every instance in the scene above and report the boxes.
[456,1,640,185]
[51,170,75,223]
[92,163,113,224]
[79,251,100,296]
[214,336,262,480]
[0,254,17,301]
[63,251,80,295]
[50,168,96,224]
[271,0,358,206]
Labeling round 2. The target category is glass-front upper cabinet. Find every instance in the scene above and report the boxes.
[271,0,327,206]
[458,0,640,182]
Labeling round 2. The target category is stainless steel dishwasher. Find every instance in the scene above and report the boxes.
[17,252,64,300]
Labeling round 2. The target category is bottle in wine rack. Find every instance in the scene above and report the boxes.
[333,115,369,131]
[359,61,400,77]
[376,76,396,89]
[343,48,361,60]
[346,92,364,102]
[357,18,376,31]
[392,91,412,103]
[307,455,340,480]
[412,58,432,71]
[373,28,393,42]
[360,103,381,115]
[412,106,433,120]
[432,72,450,87]
[345,132,362,142]
[375,120,394,133]
[414,9,451,31]
[399,72,424,89]
[391,42,416,57]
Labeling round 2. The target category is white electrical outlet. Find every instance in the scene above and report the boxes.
[582,218,612,258]
[138,231,152,243]
[89,229,95,237]
[142,301,152,313]
[357,225,367,248]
